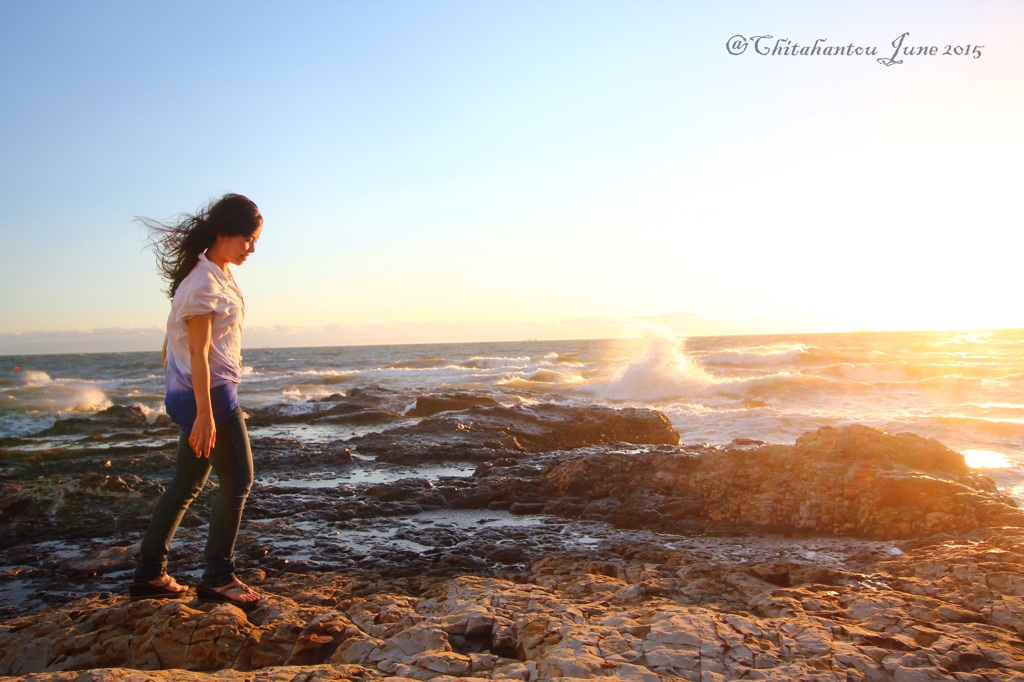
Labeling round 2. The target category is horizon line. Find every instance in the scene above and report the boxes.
[2,325,1020,358]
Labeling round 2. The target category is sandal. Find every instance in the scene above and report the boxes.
[197,580,263,611]
[129,575,189,600]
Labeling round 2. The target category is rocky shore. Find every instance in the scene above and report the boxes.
[2,388,1023,681]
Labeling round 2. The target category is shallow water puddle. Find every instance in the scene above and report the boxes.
[258,460,476,488]
[250,422,393,444]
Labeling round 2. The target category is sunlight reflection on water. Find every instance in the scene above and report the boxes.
[962,449,1013,469]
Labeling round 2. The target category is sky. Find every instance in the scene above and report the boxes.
[1,0,1022,354]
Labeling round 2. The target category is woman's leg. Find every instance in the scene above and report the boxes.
[201,409,254,587]
[134,431,212,582]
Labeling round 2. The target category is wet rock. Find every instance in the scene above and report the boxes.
[349,404,680,462]
[248,386,411,427]
[312,386,407,407]
[53,472,154,528]
[543,425,1024,539]
[37,405,172,437]
[2,441,176,483]
[365,477,438,504]
[248,437,356,473]
[0,481,55,550]
[14,472,164,541]
[247,403,396,427]
[407,392,503,417]
[58,544,135,577]
[795,423,974,478]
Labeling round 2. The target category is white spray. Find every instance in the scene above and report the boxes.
[595,324,716,401]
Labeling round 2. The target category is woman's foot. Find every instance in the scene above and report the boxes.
[129,574,189,600]
[197,579,263,610]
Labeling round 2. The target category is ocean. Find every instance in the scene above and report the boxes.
[2,327,1023,501]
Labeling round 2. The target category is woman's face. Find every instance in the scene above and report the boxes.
[214,224,262,267]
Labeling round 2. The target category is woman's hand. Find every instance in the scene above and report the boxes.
[190,410,216,458]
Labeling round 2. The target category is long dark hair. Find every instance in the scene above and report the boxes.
[141,194,262,299]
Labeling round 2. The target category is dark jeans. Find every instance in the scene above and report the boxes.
[133,409,253,587]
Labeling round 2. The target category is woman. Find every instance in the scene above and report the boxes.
[130,193,264,609]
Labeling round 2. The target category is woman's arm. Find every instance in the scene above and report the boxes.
[186,313,216,458]
[161,335,168,370]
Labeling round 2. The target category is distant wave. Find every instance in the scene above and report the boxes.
[368,365,464,375]
[738,371,824,393]
[498,368,585,391]
[830,362,913,383]
[277,385,341,405]
[543,352,585,367]
[460,356,532,370]
[388,357,451,369]
[702,345,809,367]
[823,362,1011,384]
[21,370,53,385]
[288,370,358,385]
[904,413,1024,449]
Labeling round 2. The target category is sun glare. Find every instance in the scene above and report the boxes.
[961,449,1012,469]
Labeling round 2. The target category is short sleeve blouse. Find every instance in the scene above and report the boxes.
[163,252,245,431]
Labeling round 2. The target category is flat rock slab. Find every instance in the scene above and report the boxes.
[348,403,680,462]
